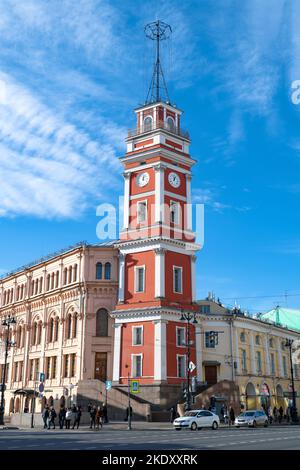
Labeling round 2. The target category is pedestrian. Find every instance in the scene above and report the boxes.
[279,406,284,423]
[87,402,92,413]
[229,406,235,426]
[273,406,278,422]
[96,406,103,430]
[125,405,133,422]
[42,405,49,429]
[102,402,108,424]
[48,406,57,430]
[65,407,73,429]
[72,405,82,429]
[90,405,97,429]
[59,406,66,429]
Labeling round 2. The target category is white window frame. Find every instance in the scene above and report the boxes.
[137,200,147,224]
[170,200,180,225]
[177,354,186,378]
[143,116,153,132]
[132,325,143,346]
[173,266,183,294]
[134,265,145,293]
[166,116,175,131]
[131,353,143,378]
[176,326,186,347]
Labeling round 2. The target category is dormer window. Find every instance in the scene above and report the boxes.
[166,116,175,132]
[144,116,153,132]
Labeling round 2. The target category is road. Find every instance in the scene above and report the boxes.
[0,425,300,450]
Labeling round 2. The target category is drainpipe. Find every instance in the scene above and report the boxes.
[229,317,235,382]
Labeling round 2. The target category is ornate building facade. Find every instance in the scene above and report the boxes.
[0,242,118,415]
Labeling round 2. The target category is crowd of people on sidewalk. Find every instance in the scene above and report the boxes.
[42,402,108,430]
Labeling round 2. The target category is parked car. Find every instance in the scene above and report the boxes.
[173,410,220,431]
[235,410,269,428]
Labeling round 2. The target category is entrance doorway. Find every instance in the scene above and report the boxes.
[94,352,107,381]
[204,365,218,386]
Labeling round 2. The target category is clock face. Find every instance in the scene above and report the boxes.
[168,172,181,188]
[136,172,150,188]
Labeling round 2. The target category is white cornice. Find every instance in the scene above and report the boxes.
[120,148,196,167]
[114,236,201,255]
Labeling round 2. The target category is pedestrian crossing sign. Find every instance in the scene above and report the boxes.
[130,380,140,394]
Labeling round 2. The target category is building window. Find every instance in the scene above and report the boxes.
[200,305,210,314]
[173,266,182,294]
[63,268,68,285]
[256,351,262,373]
[46,357,51,380]
[137,201,147,224]
[255,335,261,346]
[73,314,78,338]
[241,349,247,371]
[283,356,287,376]
[96,262,102,280]
[104,262,111,280]
[64,355,69,378]
[133,326,143,346]
[144,116,152,132]
[281,341,285,351]
[132,354,142,378]
[32,323,37,346]
[205,331,217,348]
[240,332,246,342]
[170,201,180,224]
[70,354,76,377]
[73,265,77,282]
[29,360,34,381]
[270,353,275,374]
[37,322,42,345]
[135,266,145,293]
[176,327,186,347]
[166,116,175,132]
[96,308,109,337]
[49,318,54,343]
[67,314,72,339]
[54,317,59,342]
[269,338,274,348]
[177,355,186,378]
[51,357,57,379]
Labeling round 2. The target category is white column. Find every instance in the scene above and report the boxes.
[186,174,192,231]
[175,113,178,130]
[277,337,284,377]
[250,333,256,375]
[154,165,165,223]
[191,255,197,302]
[154,320,167,381]
[264,336,270,375]
[195,323,203,381]
[153,106,157,127]
[118,253,125,303]
[155,248,165,298]
[123,173,130,230]
[112,323,123,382]
[234,329,240,374]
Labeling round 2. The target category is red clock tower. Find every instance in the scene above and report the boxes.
[111,21,202,407]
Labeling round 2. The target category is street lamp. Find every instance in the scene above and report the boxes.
[125,364,132,430]
[180,311,198,411]
[285,338,298,424]
[0,315,16,426]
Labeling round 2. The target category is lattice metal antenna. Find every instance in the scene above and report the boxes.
[144,20,172,104]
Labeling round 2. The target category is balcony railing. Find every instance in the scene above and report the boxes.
[128,120,190,140]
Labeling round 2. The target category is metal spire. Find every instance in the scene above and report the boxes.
[144,20,172,105]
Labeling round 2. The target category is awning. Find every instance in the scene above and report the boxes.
[13,389,39,397]
[202,361,221,366]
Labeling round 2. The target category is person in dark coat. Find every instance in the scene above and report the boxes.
[102,403,108,423]
[42,406,49,429]
[229,407,235,425]
[96,406,103,430]
[72,405,82,429]
[59,407,66,429]
[279,406,284,423]
[48,406,57,429]
[125,406,133,421]
[170,406,177,422]
[90,406,97,429]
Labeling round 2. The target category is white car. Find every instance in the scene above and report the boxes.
[173,410,220,431]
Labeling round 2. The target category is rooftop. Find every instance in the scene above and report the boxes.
[259,306,300,332]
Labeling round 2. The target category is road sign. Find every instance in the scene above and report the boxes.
[130,380,140,394]
[39,373,45,382]
[105,380,112,390]
[189,361,196,372]
[38,383,44,393]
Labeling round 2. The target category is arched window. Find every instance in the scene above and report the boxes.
[63,268,68,285]
[21,325,25,348]
[144,116,153,132]
[96,262,102,280]
[67,314,72,339]
[68,266,73,284]
[46,274,50,291]
[55,271,59,288]
[54,317,59,342]
[32,323,37,345]
[49,318,54,343]
[73,314,78,338]
[37,322,42,345]
[166,116,175,132]
[96,308,108,337]
[17,286,20,301]
[20,285,24,300]
[39,277,43,293]
[104,262,111,280]
[73,264,78,282]
[51,273,55,290]
[255,335,261,345]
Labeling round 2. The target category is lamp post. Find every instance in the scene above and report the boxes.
[180,311,197,411]
[125,365,132,430]
[285,338,298,423]
[0,315,16,426]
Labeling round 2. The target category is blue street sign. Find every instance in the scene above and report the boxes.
[39,383,44,393]
[105,380,112,390]
[39,373,45,382]
[131,380,140,394]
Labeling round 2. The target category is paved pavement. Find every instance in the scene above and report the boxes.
[1,424,300,450]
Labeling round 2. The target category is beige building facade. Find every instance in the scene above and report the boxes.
[0,242,118,416]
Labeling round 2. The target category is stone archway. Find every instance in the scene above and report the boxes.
[246,382,257,410]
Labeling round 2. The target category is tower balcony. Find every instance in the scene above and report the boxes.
[127,120,190,141]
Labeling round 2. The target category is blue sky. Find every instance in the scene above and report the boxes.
[1,0,300,314]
